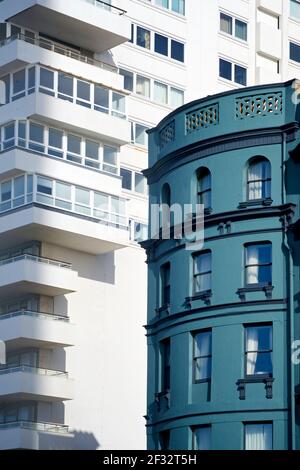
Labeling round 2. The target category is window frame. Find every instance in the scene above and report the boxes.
[219,57,247,85]
[244,242,272,288]
[247,158,271,202]
[193,250,212,295]
[219,11,248,42]
[193,329,212,384]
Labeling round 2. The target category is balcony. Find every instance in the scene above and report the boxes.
[0,421,73,450]
[0,0,131,52]
[0,34,124,92]
[0,311,74,349]
[0,254,78,298]
[0,365,73,401]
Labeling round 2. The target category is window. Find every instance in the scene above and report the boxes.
[245,423,272,450]
[67,134,82,163]
[0,23,6,41]
[159,430,170,450]
[76,80,91,108]
[160,338,170,391]
[193,251,212,293]
[119,68,134,91]
[170,87,184,107]
[154,81,168,105]
[136,75,151,98]
[160,262,170,306]
[39,67,54,96]
[13,175,25,207]
[94,85,109,113]
[193,330,212,382]
[135,173,147,194]
[37,176,52,195]
[58,72,73,102]
[131,122,149,147]
[155,0,185,16]
[245,324,273,377]
[121,168,132,190]
[12,69,25,101]
[220,12,247,41]
[3,122,15,149]
[219,59,247,85]
[290,0,300,19]
[171,39,184,62]
[48,127,63,158]
[112,92,126,118]
[103,146,118,174]
[29,123,44,152]
[75,187,90,215]
[193,426,211,450]
[55,181,72,210]
[197,168,211,209]
[245,243,272,286]
[219,58,232,81]
[220,13,232,35]
[155,33,168,56]
[247,158,271,200]
[290,42,300,63]
[85,139,99,169]
[136,26,151,49]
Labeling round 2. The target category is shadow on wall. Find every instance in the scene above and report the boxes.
[38,430,100,450]
[72,251,116,284]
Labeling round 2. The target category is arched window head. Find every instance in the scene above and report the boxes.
[247,158,271,201]
[197,168,211,209]
[161,183,171,207]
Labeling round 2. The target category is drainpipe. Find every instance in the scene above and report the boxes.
[281,131,296,449]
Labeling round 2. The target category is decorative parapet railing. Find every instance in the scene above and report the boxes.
[159,120,175,150]
[83,0,127,15]
[235,92,283,119]
[0,421,69,433]
[0,310,69,322]
[185,103,219,134]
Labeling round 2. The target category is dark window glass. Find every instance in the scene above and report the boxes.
[0,23,7,41]
[40,68,54,90]
[94,86,109,111]
[220,13,232,35]
[197,168,211,209]
[155,33,168,56]
[159,431,170,451]
[161,338,170,391]
[290,42,300,63]
[121,168,132,190]
[58,73,73,99]
[245,243,272,286]
[119,69,134,91]
[161,262,170,306]
[235,64,247,85]
[219,58,232,80]
[235,19,247,41]
[136,26,150,49]
[194,251,212,293]
[194,330,212,381]
[245,325,273,376]
[171,39,184,62]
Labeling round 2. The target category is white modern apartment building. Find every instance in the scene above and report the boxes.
[0,0,299,451]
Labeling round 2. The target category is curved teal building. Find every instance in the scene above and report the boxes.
[142,80,300,450]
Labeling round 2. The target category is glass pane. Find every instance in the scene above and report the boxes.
[75,187,90,205]
[291,0,300,19]
[245,424,272,450]
[56,181,71,200]
[235,64,247,85]
[58,73,73,97]
[119,69,134,91]
[0,23,6,41]
[13,69,25,94]
[135,124,148,146]
[172,0,185,15]
[195,331,212,357]
[195,357,212,381]
[136,26,151,49]
[246,244,271,265]
[121,168,132,190]
[14,176,25,197]
[112,92,125,113]
[135,173,146,194]
[154,81,168,104]
[171,40,184,62]
[136,75,150,97]
[28,67,35,89]
[40,68,54,89]
[68,134,81,155]
[1,180,11,201]
[49,128,63,149]
[219,58,232,80]
[155,0,169,8]
[195,252,211,275]
[155,33,168,56]
[77,80,90,101]
[94,192,109,211]
[94,86,109,109]
[103,146,117,165]
[170,87,184,107]
[235,19,247,41]
[290,42,300,63]
[37,176,53,195]
[220,13,232,35]
[2,75,10,103]
[85,140,99,160]
[194,272,211,292]
[194,427,211,451]
[30,123,44,143]
[4,123,14,141]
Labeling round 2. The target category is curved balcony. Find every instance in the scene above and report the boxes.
[0,365,73,401]
[0,310,74,349]
[0,421,73,450]
[0,254,78,298]
[0,0,130,53]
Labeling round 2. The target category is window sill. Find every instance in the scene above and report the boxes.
[185,290,212,308]
[155,390,170,411]
[237,285,273,301]
[238,198,273,209]
[155,303,171,317]
[193,378,211,385]
[236,376,274,400]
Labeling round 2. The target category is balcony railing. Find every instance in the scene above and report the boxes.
[0,254,72,270]
[0,421,69,433]
[0,365,68,377]
[0,310,69,322]
[0,33,118,73]
[83,0,127,15]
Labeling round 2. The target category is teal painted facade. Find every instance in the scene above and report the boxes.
[143,81,300,450]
